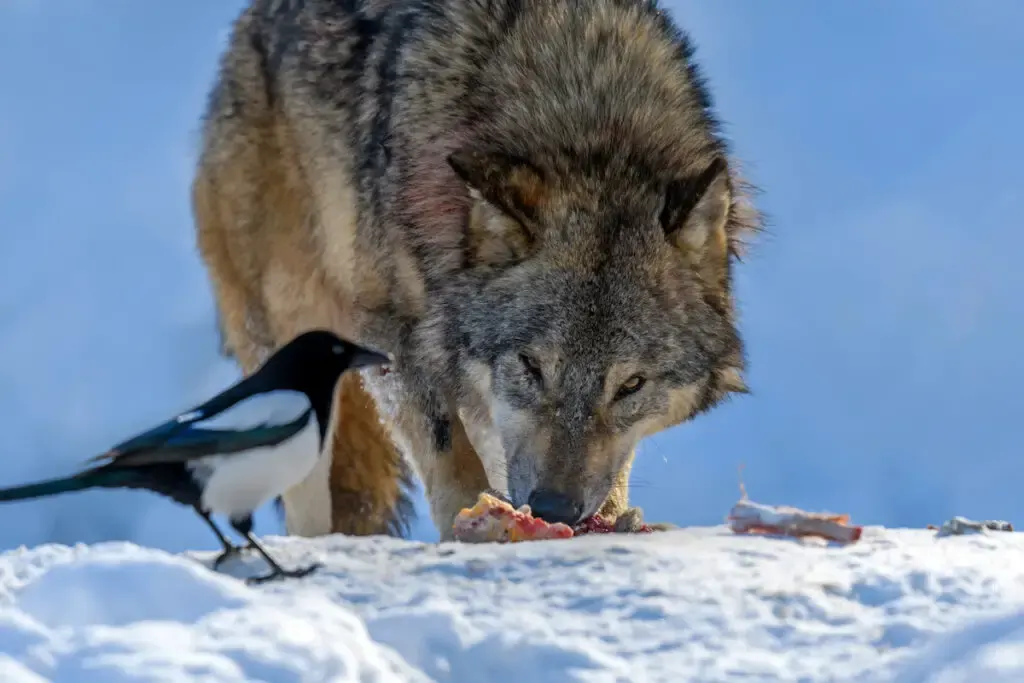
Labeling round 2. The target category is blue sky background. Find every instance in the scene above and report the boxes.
[0,1,1020,552]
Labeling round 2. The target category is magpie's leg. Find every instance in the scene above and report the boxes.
[192,505,246,570]
[229,515,322,584]
[241,532,323,584]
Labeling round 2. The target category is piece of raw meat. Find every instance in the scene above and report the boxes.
[452,492,574,542]
[452,492,658,542]
[573,512,654,535]
[727,498,863,544]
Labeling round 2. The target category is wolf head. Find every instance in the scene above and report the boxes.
[413,0,761,525]
[435,144,757,524]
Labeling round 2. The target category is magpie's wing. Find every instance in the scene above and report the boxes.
[93,380,254,459]
[100,414,313,467]
[92,389,314,467]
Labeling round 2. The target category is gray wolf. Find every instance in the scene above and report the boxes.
[192,0,761,540]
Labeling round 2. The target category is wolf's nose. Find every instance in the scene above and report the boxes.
[528,489,583,526]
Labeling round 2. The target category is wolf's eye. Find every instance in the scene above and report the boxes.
[614,375,646,401]
[518,353,544,386]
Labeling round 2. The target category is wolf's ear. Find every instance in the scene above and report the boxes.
[448,148,548,267]
[447,148,548,226]
[661,157,731,261]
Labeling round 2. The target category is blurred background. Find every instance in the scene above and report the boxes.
[0,1,1021,551]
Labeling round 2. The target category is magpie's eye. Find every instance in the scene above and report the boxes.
[519,353,544,386]
[332,345,344,355]
[614,375,646,401]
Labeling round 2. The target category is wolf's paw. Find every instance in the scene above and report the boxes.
[612,506,677,533]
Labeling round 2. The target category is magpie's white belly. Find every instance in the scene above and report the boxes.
[191,418,322,519]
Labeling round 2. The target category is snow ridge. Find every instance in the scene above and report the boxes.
[3,526,1024,682]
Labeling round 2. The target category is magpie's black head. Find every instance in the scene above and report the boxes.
[261,329,392,401]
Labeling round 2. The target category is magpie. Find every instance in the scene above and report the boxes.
[0,329,391,584]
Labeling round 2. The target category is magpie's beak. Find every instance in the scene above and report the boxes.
[350,347,393,369]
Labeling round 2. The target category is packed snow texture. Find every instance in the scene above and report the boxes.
[2,527,1024,682]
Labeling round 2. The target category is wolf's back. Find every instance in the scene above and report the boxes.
[257,0,758,267]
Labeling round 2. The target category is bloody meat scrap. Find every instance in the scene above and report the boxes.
[574,512,654,535]
[727,498,863,544]
[452,492,574,542]
[452,492,654,543]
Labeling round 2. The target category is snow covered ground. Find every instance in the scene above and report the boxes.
[3,525,1024,682]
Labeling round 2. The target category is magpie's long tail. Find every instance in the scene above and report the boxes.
[0,469,136,503]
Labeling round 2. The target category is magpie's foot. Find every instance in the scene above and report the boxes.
[212,544,248,570]
[245,561,324,585]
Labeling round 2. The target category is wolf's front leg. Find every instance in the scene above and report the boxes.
[358,367,489,540]
[419,416,491,541]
